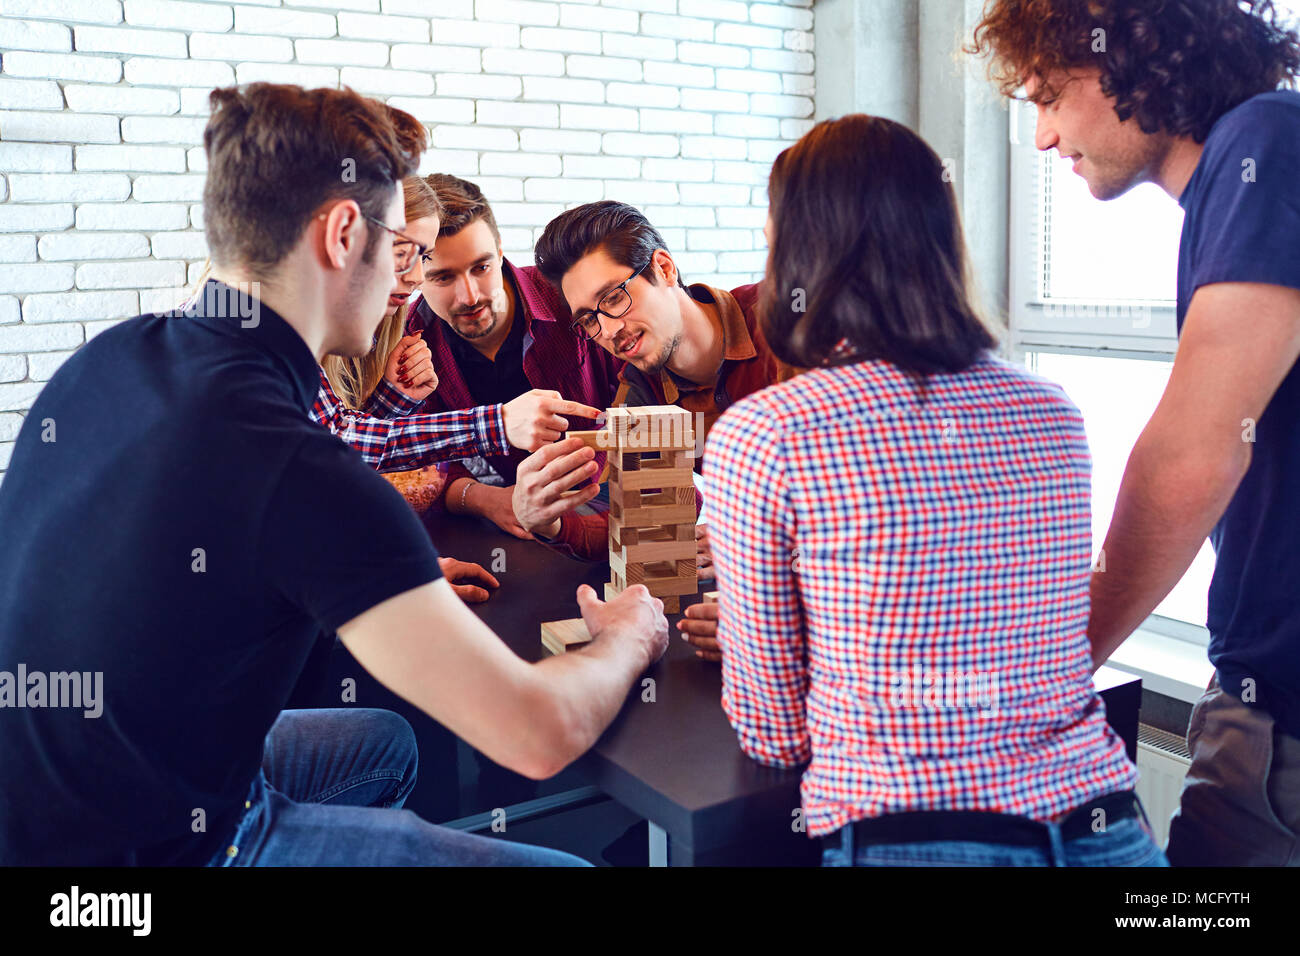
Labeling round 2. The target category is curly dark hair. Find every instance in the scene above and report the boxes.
[968,0,1300,141]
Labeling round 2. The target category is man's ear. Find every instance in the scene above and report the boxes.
[652,247,678,288]
[320,199,364,271]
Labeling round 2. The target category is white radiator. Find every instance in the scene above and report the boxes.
[1135,723,1192,849]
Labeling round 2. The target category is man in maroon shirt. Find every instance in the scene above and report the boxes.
[513,201,796,575]
[404,175,623,550]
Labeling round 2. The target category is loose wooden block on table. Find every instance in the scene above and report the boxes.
[703,591,718,604]
[540,618,592,655]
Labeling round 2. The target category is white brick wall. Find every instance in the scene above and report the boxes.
[0,0,815,480]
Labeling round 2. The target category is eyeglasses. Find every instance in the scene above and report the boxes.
[364,214,431,277]
[571,259,651,341]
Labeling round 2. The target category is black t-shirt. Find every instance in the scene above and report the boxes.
[1176,90,1300,736]
[0,280,443,865]
[444,270,533,408]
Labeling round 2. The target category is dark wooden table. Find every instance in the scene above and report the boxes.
[401,514,1144,866]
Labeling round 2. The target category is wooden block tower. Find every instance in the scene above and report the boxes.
[541,404,698,654]
[603,405,697,614]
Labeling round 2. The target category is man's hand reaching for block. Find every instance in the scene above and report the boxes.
[513,436,603,539]
[502,390,603,452]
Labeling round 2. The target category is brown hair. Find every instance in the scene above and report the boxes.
[202,83,427,277]
[760,114,997,376]
[424,173,500,243]
[322,175,443,410]
[533,200,687,293]
[967,0,1300,141]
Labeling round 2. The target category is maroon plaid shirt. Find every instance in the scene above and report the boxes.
[405,258,624,552]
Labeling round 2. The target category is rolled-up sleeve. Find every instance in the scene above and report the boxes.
[704,399,809,768]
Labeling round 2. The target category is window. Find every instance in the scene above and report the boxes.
[1007,101,1182,354]
[1037,157,1182,304]
[1025,351,1215,635]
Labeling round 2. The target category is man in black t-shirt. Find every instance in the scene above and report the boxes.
[971,2,1300,865]
[0,83,667,866]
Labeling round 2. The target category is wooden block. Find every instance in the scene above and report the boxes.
[617,466,695,490]
[619,537,695,565]
[567,430,613,450]
[604,406,635,441]
[609,522,636,550]
[611,449,642,471]
[540,618,592,656]
[638,490,676,507]
[609,405,693,450]
[617,501,696,527]
[608,549,643,585]
[604,578,689,605]
[703,591,719,604]
[644,575,703,598]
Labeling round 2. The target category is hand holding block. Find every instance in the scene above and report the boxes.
[541,618,593,655]
[566,430,613,450]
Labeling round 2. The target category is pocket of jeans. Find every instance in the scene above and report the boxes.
[1185,684,1221,753]
[1067,817,1166,867]
[1261,728,1300,839]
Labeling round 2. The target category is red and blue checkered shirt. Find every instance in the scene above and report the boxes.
[310,369,509,474]
[704,354,1138,839]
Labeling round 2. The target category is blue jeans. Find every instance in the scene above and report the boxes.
[205,708,590,866]
[822,805,1170,867]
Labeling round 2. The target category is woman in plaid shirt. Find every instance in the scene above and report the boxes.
[704,115,1167,867]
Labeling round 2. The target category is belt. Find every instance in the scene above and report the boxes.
[842,790,1141,849]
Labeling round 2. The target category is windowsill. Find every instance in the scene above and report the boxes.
[1103,626,1215,704]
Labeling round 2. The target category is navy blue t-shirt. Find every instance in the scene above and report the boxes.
[0,280,443,865]
[1177,90,1300,736]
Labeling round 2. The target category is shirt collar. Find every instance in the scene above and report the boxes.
[181,278,321,413]
[658,283,756,399]
[502,257,558,326]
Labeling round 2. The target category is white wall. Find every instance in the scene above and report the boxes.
[814,0,1007,333]
[0,0,815,480]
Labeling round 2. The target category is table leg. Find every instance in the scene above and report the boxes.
[648,821,669,867]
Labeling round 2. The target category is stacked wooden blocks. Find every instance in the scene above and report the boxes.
[542,405,699,654]
[603,405,697,614]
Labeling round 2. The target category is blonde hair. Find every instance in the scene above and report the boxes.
[181,176,443,409]
[323,175,443,409]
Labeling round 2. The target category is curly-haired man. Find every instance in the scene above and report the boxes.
[970,0,1300,866]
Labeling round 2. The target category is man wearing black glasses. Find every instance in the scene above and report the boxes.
[514,201,796,583]
[0,85,668,866]
[406,175,625,551]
